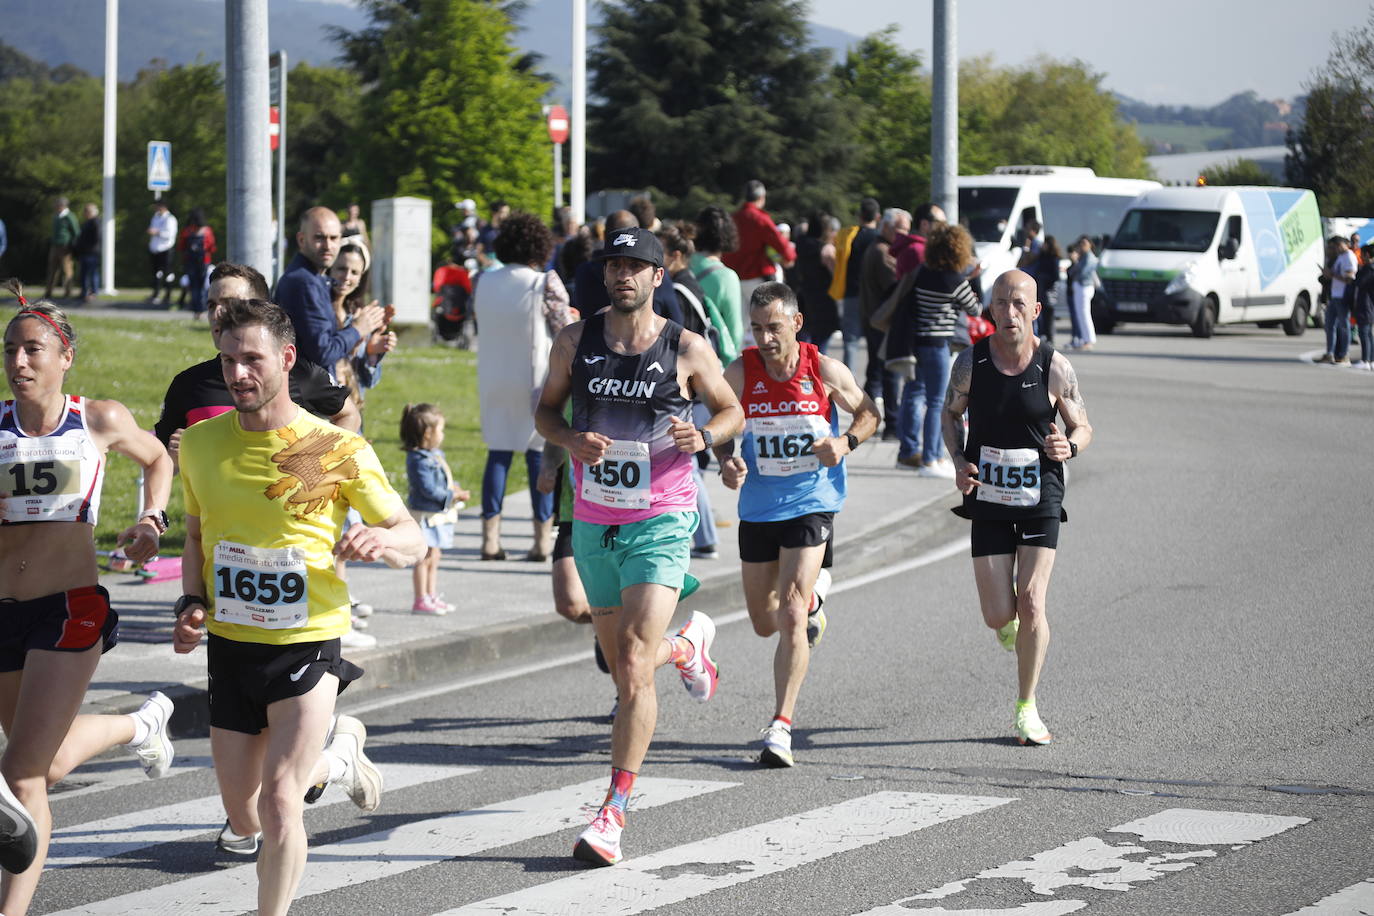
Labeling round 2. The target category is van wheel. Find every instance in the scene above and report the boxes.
[1282,294,1309,337]
[1191,296,1217,338]
[1093,300,1115,335]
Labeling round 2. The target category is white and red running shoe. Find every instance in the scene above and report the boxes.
[573,808,624,866]
[674,611,719,702]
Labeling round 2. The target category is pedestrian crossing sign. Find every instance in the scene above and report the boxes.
[147,141,172,191]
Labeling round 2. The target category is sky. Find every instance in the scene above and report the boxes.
[807,0,1361,106]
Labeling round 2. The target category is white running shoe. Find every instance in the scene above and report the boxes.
[340,627,377,649]
[328,715,383,811]
[350,597,374,619]
[917,461,955,479]
[807,569,832,649]
[0,777,37,874]
[128,691,175,779]
[216,820,262,855]
[759,723,795,768]
[674,611,720,702]
[573,809,624,866]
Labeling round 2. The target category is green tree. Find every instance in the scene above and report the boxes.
[334,0,552,253]
[959,56,1151,179]
[281,62,365,226]
[1201,158,1276,187]
[1286,11,1374,214]
[830,27,931,212]
[587,0,857,220]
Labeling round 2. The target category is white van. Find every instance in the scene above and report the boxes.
[1095,186,1323,338]
[958,166,1161,299]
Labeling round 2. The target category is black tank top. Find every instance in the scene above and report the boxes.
[955,338,1066,521]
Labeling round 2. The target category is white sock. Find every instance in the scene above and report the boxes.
[125,713,150,748]
[323,748,348,785]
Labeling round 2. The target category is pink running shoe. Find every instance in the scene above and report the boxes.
[429,594,456,612]
[674,611,719,702]
[412,596,446,616]
[573,808,623,866]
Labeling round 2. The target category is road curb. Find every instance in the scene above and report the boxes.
[86,487,964,738]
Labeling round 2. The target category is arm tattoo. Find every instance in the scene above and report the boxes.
[945,349,972,409]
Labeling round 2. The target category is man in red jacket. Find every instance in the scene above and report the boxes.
[723,180,797,318]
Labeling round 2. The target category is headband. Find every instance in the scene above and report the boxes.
[18,310,70,349]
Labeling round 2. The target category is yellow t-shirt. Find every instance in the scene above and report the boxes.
[180,408,404,645]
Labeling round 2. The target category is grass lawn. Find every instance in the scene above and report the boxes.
[45,315,494,553]
[1133,123,1234,152]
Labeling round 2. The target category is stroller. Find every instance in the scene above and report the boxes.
[432,263,475,349]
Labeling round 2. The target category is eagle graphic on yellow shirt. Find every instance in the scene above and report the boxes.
[265,427,366,516]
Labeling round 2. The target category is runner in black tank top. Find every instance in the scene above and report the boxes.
[941,269,1094,748]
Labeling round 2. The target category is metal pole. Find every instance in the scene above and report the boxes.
[100,0,118,294]
[554,142,563,209]
[275,50,287,283]
[225,0,273,277]
[570,0,586,226]
[931,0,958,224]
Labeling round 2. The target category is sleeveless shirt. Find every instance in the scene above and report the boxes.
[955,339,1066,521]
[738,343,846,522]
[0,395,105,525]
[571,313,696,524]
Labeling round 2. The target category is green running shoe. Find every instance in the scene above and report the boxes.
[996,618,1019,652]
[1015,702,1052,746]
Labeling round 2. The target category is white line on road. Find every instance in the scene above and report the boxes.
[440,791,1012,915]
[1284,878,1374,914]
[48,777,735,916]
[345,536,970,718]
[857,807,1309,914]
[48,762,478,869]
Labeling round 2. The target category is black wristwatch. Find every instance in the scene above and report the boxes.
[699,428,714,450]
[172,594,207,619]
[1068,440,1078,459]
[845,433,859,452]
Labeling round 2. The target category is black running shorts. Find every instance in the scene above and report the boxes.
[0,586,119,672]
[970,516,1061,557]
[738,512,835,567]
[206,634,363,735]
[553,521,574,561]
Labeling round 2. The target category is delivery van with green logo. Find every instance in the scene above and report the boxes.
[1095,186,1323,338]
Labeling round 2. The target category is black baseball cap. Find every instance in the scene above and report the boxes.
[595,227,664,269]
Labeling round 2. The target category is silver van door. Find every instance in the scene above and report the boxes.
[1218,214,1253,318]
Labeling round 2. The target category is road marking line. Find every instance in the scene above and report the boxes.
[48,762,478,869]
[441,791,1012,915]
[344,536,970,718]
[52,755,215,801]
[47,777,735,916]
[1284,878,1374,914]
[856,807,1309,914]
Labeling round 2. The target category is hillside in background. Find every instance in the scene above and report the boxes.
[1118,91,1305,154]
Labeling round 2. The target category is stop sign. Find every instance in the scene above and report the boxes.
[547,105,569,144]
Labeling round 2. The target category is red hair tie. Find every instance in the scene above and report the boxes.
[18,310,70,349]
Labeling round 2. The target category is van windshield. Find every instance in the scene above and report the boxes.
[958,187,1019,243]
[1110,209,1219,253]
[1040,193,1141,246]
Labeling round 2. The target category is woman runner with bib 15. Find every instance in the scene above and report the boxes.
[0,293,174,915]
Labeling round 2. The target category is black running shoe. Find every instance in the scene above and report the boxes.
[593,637,610,674]
[0,780,38,874]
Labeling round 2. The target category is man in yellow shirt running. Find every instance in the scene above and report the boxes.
[171,297,424,916]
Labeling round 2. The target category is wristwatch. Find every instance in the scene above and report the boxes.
[699,428,714,450]
[845,433,859,452]
[172,594,207,619]
[1068,440,1078,459]
[139,509,170,534]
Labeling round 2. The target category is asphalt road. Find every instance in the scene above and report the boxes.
[30,322,1374,915]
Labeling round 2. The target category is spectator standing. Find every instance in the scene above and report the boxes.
[474,211,573,562]
[689,206,744,362]
[722,180,797,312]
[1352,243,1374,369]
[1316,235,1358,365]
[476,200,510,270]
[146,201,178,306]
[569,211,682,326]
[892,203,947,280]
[401,403,469,615]
[886,224,983,477]
[328,240,396,417]
[180,208,217,319]
[44,196,81,301]
[275,206,387,374]
[794,213,841,355]
[341,203,370,248]
[1031,236,1063,344]
[74,203,102,303]
[1067,235,1099,350]
[831,198,880,372]
[859,208,910,439]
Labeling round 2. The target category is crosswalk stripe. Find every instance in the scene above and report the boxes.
[47,762,478,869]
[1284,878,1374,914]
[52,756,215,801]
[440,791,1014,916]
[855,807,1310,914]
[47,776,735,916]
